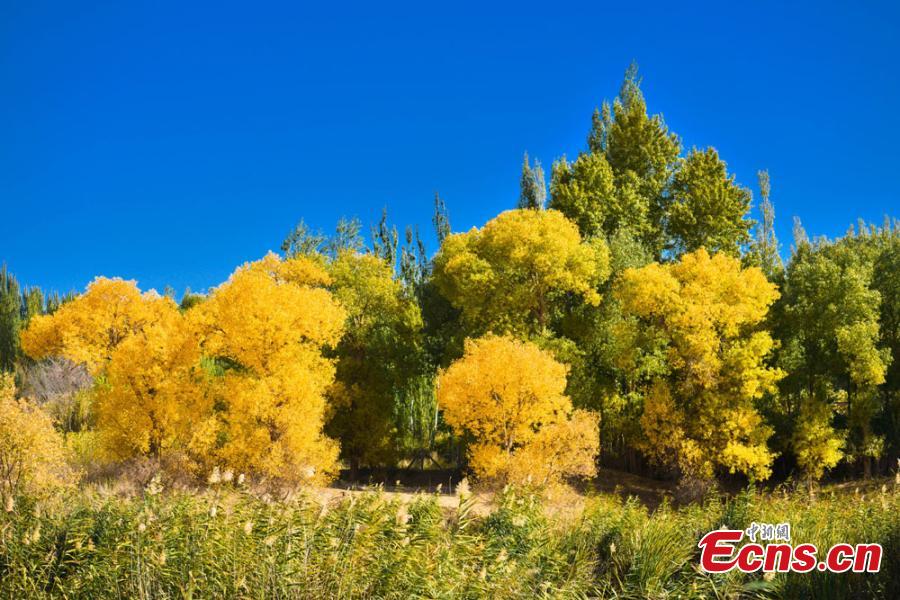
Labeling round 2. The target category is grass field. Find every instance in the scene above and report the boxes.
[1,475,897,599]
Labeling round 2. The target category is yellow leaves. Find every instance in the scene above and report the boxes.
[620,249,777,326]
[618,249,781,392]
[0,374,77,506]
[638,381,686,466]
[96,307,207,462]
[505,409,600,485]
[20,278,177,375]
[721,332,784,400]
[614,262,680,318]
[433,209,610,335]
[192,253,345,485]
[198,255,345,371]
[836,321,888,387]
[792,397,844,481]
[328,251,421,332]
[438,335,569,445]
[436,334,599,486]
[619,250,780,391]
[20,254,346,486]
[716,407,774,481]
[19,277,208,466]
[670,249,777,333]
[620,249,782,480]
[267,252,332,288]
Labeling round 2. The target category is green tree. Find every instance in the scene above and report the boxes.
[325,251,424,471]
[398,225,428,292]
[588,63,682,255]
[0,266,22,372]
[518,152,546,210]
[745,170,783,278]
[556,229,659,468]
[549,151,650,240]
[371,207,400,268]
[326,217,365,258]
[873,232,900,463]
[0,268,55,371]
[667,147,753,256]
[282,219,326,258]
[432,192,451,245]
[393,373,442,469]
[774,230,892,477]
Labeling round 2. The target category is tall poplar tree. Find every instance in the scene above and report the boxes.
[745,170,783,279]
[517,152,546,210]
[0,266,22,372]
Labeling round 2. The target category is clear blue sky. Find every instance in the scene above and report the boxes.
[2,0,898,295]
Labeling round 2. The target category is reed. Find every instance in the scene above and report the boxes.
[0,482,896,598]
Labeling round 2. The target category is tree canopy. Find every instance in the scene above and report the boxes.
[6,63,899,491]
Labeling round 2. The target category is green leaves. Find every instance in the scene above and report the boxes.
[326,251,425,468]
[517,152,547,210]
[668,147,754,256]
[774,225,896,477]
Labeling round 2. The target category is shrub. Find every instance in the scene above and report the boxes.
[0,374,77,511]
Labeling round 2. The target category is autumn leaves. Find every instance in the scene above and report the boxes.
[432,209,609,485]
[21,254,345,485]
[431,212,782,486]
[437,335,600,487]
[16,207,784,490]
[617,250,782,481]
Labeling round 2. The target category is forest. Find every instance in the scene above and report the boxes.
[1,66,898,598]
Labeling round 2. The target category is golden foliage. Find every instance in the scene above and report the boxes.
[96,305,208,462]
[19,278,209,465]
[433,209,610,335]
[792,397,844,481]
[19,256,347,486]
[191,253,346,485]
[436,335,599,486]
[0,374,77,508]
[21,278,176,376]
[616,249,783,480]
[504,409,599,485]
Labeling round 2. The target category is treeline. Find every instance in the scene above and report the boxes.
[2,65,898,500]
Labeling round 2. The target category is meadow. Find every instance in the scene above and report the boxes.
[1,476,898,599]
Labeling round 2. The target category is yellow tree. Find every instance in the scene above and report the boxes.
[615,249,783,480]
[191,253,346,485]
[791,397,844,483]
[21,278,176,375]
[436,334,599,486]
[20,279,207,465]
[96,305,209,463]
[432,209,610,337]
[0,374,76,509]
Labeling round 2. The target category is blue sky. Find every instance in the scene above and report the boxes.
[2,0,898,295]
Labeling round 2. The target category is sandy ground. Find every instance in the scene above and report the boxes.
[312,468,679,517]
[312,470,897,519]
[314,485,495,515]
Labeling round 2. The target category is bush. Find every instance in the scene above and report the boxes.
[0,481,897,598]
[0,374,78,511]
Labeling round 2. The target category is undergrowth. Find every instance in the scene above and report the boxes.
[0,482,897,598]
